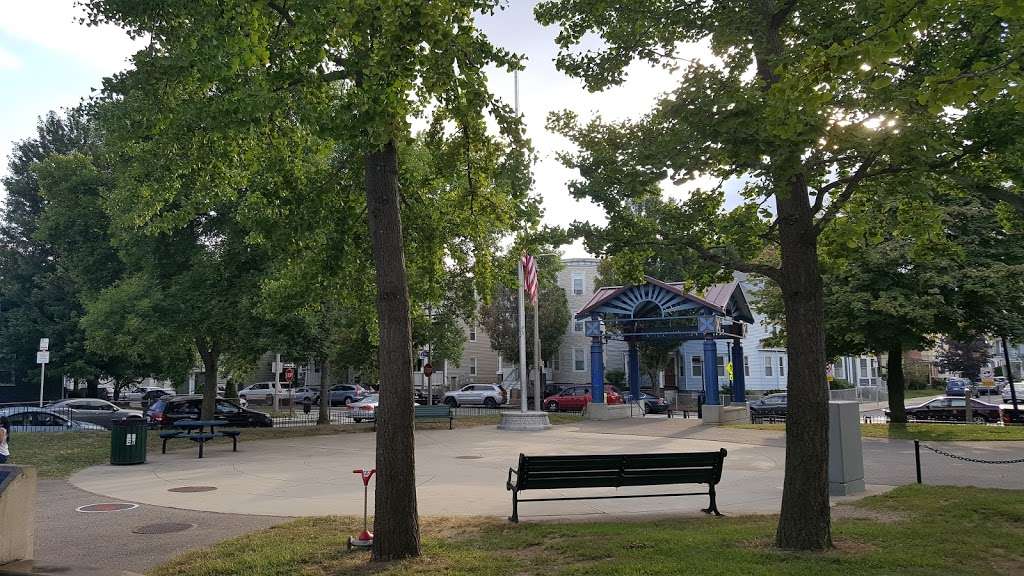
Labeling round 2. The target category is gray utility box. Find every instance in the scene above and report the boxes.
[828,401,865,496]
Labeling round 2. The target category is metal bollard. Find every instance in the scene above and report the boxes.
[914,440,922,484]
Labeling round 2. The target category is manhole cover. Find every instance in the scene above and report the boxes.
[168,486,218,493]
[132,522,194,535]
[76,502,139,513]
[455,455,483,460]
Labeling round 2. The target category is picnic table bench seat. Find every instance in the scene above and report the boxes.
[187,433,217,458]
[216,430,241,451]
[159,430,185,454]
[505,449,727,522]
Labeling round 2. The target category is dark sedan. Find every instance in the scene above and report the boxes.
[145,396,273,428]
[887,396,1003,424]
[624,392,670,414]
[750,393,787,417]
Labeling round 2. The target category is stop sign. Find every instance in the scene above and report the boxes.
[423,363,433,377]
[284,367,295,382]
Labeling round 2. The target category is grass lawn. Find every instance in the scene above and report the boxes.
[7,414,582,478]
[903,388,944,400]
[729,422,1024,441]
[148,484,1024,576]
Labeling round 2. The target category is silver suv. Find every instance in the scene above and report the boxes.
[443,384,507,408]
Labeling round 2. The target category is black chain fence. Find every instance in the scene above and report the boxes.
[914,439,1024,484]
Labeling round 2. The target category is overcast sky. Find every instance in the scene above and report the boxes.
[0,1,703,258]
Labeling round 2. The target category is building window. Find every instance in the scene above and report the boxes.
[743,355,750,377]
[778,356,785,377]
[574,320,584,332]
[871,358,879,378]
[835,360,846,379]
[469,324,477,342]
[497,355,503,373]
[717,355,726,378]
[765,356,773,377]
[469,357,477,376]
[572,273,584,295]
[553,355,561,371]
[573,348,585,371]
[859,358,868,373]
[691,355,703,378]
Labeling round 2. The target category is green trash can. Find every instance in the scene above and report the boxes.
[110,418,148,465]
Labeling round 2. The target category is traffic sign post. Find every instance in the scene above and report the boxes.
[37,339,50,407]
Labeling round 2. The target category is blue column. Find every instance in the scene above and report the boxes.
[590,313,604,404]
[627,341,641,401]
[703,337,720,405]
[732,339,746,404]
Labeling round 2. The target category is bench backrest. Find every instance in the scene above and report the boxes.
[415,405,450,418]
[517,450,726,490]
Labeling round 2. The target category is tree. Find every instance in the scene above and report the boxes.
[84,0,529,560]
[479,273,570,369]
[535,0,1023,549]
[937,337,992,380]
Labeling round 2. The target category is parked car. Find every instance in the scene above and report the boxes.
[623,391,670,414]
[750,393,788,417]
[887,396,1003,424]
[414,389,443,405]
[542,385,623,412]
[315,384,370,406]
[123,385,175,403]
[443,384,508,408]
[348,394,417,422]
[238,382,287,404]
[281,387,319,403]
[945,379,975,397]
[1002,383,1023,404]
[350,394,380,422]
[145,396,273,428]
[0,406,105,432]
[48,399,144,429]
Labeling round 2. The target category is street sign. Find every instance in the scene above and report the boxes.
[39,338,49,351]
[284,367,295,382]
[423,363,434,377]
[36,351,49,364]
[271,361,283,374]
[419,350,429,359]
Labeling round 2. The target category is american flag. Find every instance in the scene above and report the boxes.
[521,253,538,305]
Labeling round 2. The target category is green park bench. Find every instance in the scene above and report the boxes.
[505,449,728,523]
[414,405,454,429]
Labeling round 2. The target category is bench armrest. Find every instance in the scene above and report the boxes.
[506,467,518,491]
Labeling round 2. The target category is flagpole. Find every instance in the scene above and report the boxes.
[532,282,542,412]
[517,256,529,413]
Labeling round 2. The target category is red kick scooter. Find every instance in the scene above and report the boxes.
[347,468,376,550]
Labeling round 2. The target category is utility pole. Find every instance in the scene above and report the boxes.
[1002,335,1020,417]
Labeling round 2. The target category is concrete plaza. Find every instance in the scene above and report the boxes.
[66,418,1004,521]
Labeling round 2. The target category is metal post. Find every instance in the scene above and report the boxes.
[273,353,281,412]
[965,386,973,424]
[39,362,45,407]
[1002,335,1020,417]
[914,440,922,484]
[590,313,605,404]
[627,341,641,403]
[517,258,528,413]
[731,339,746,404]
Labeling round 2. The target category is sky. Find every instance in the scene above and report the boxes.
[0,1,709,259]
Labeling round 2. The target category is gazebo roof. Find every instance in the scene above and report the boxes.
[576,276,754,324]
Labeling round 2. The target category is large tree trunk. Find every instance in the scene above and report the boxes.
[774,177,832,550]
[318,358,330,425]
[86,377,99,399]
[886,343,907,424]
[365,139,420,561]
[195,337,219,420]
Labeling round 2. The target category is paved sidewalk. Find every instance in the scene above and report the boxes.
[70,421,894,521]
[5,479,287,576]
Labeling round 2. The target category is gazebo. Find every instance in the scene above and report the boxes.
[575,276,754,421]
